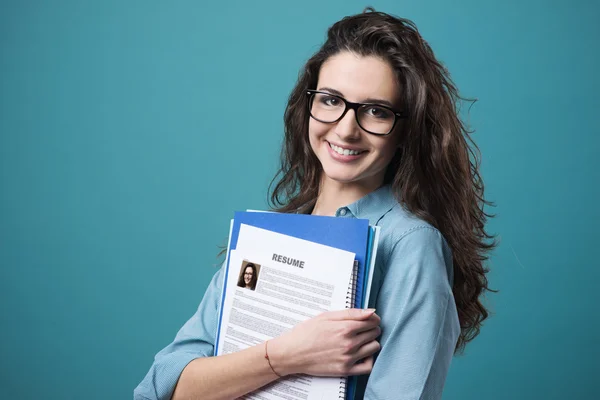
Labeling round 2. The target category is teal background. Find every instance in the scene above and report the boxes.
[1,0,598,399]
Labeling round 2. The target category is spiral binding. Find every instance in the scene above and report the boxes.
[339,260,360,398]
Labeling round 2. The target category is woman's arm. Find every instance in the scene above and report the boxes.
[170,344,275,400]
[173,308,381,400]
[362,227,461,400]
[134,266,381,400]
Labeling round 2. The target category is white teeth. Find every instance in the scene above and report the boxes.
[329,143,362,156]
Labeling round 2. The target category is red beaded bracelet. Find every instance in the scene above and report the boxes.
[264,340,282,378]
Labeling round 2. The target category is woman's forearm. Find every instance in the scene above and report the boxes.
[171,342,278,400]
[171,308,380,400]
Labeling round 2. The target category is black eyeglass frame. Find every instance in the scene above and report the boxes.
[306,90,408,136]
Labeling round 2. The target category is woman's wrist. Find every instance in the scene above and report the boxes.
[266,336,296,377]
[264,340,283,378]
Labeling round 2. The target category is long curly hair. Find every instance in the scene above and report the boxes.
[268,8,496,353]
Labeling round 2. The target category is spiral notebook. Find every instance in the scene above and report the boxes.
[215,211,380,400]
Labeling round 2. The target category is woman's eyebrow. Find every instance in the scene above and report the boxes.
[318,86,394,107]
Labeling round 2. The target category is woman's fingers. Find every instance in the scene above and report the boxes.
[347,355,375,376]
[353,326,381,348]
[343,340,380,376]
[347,315,380,335]
[324,308,378,322]
[353,338,381,362]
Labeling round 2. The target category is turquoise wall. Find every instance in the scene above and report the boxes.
[1,1,598,399]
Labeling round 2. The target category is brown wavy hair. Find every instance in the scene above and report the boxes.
[268,8,496,353]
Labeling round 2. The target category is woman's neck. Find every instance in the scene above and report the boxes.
[311,176,384,216]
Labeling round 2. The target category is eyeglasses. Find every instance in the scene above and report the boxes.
[306,90,407,136]
[244,272,253,276]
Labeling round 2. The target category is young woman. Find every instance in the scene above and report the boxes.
[237,263,258,290]
[135,8,494,400]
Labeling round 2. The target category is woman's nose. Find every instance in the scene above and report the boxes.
[334,109,362,140]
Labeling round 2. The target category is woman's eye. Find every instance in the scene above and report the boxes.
[366,106,392,119]
[321,96,340,106]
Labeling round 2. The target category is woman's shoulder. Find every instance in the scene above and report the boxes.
[375,202,453,281]
[379,201,436,233]
[347,184,452,276]
[354,185,441,238]
[349,184,449,254]
[377,202,448,251]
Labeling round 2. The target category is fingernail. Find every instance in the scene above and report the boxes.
[363,308,376,314]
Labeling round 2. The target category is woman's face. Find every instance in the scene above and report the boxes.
[308,51,402,190]
[243,266,254,285]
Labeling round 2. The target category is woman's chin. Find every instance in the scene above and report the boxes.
[321,167,362,185]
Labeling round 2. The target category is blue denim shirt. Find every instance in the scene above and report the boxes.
[134,184,460,400]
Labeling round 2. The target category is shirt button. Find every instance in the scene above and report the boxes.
[339,208,347,216]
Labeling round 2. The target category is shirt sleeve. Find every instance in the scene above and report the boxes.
[364,227,461,400]
[133,265,224,400]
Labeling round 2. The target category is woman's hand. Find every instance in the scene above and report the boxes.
[268,308,381,377]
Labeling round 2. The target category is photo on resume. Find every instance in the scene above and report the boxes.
[237,260,261,291]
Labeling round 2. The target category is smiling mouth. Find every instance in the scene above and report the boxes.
[328,142,366,156]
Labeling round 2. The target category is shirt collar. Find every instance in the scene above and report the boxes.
[338,184,398,225]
